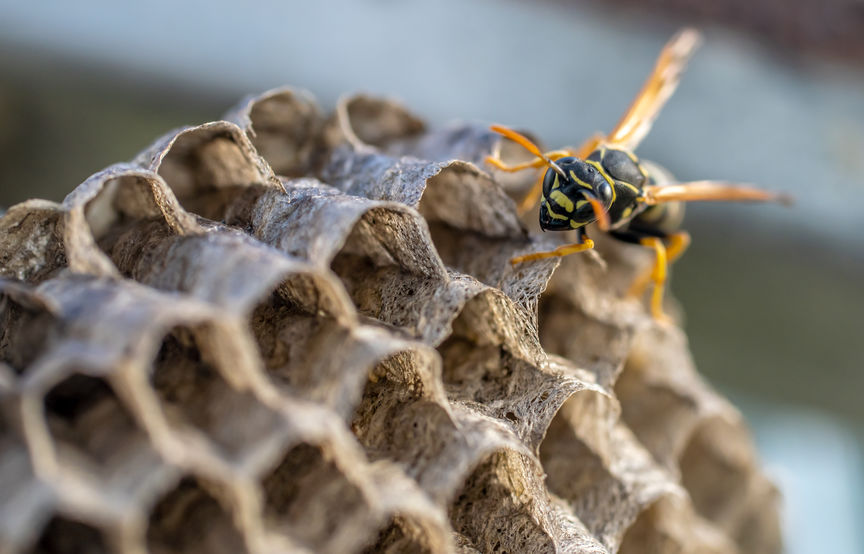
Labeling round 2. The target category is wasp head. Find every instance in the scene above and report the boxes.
[539,157,613,231]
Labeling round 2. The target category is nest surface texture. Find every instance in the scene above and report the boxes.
[0,87,780,554]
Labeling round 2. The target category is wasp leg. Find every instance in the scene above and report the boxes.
[511,229,594,265]
[625,231,689,302]
[665,231,691,263]
[638,237,670,321]
[612,229,678,321]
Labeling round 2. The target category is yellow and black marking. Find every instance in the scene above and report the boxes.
[486,27,790,321]
[537,156,616,232]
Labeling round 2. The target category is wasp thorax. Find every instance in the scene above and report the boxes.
[539,157,614,231]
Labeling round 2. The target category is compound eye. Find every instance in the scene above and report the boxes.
[598,182,614,206]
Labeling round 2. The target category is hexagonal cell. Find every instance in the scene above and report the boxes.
[95,218,176,278]
[679,419,752,530]
[351,353,454,469]
[30,515,109,554]
[260,442,376,552]
[0,293,58,375]
[539,400,622,544]
[438,337,521,403]
[249,287,350,393]
[540,422,618,500]
[614,361,701,471]
[238,89,322,177]
[619,495,739,554]
[330,210,445,331]
[43,373,160,490]
[448,451,554,553]
[538,291,634,387]
[156,130,269,219]
[333,95,426,149]
[0,202,68,283]
[436,319,567,447]
[150,325,283,461]
[360,516,439,554]
[146,476,247,554]
[83,175,164,242]
[1,397,54,551]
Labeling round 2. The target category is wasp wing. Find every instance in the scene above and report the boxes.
[642,181,793,205]
[578,28,702,157]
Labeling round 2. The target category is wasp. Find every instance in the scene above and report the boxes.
[486,28,790,321]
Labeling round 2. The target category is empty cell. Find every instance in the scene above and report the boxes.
[83,176,163,243]
[337,96,425,148]
[0,295,57,375]
[43,373,158,489]
[539,408,621,541]
[242,90,321,177]
[351,359,453,468]
[157,132,266,220]
[146,477,247,554]
[261,442,375,552]
[151,326,282,461]
[30,516,108,554]
[249,290,348,391]
[330,212,442,329]
[679,422,750,527]
[360,516,437,554]
[614,363,699,470]
[95,218,175,278]
[438,336,512,401]
[448,452,554,553]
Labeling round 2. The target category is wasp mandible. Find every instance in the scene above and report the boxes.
[486,28,791,321]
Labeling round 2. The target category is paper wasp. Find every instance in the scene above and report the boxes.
[486,28,790,321]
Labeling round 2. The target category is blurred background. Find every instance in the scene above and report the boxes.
[1,0,862,551]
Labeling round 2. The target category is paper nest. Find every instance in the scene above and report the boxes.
[0,87,780,553]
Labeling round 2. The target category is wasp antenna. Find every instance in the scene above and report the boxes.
[490,125,567,178]
[643,181,794,206]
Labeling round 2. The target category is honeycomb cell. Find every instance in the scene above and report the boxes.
[43,373,159,489]
[679,419,753,530]
[146,476,247,554]
[227,87,323,177]
[351,352,454,468]
[0,291,58,375]
[330,211,445,333]
[448,451,555,553]
[30,516,109,554]
[260,442,376,552]
[150,325,283,462]
[142,124,273,220]
[360,516,439,554]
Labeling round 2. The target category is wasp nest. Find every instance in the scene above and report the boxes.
[0,87,780,553]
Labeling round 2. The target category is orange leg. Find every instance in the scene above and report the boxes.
[627,236,670,321]
[665,231,691,263]
[628,231,689,301]
[510,237,595,265]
